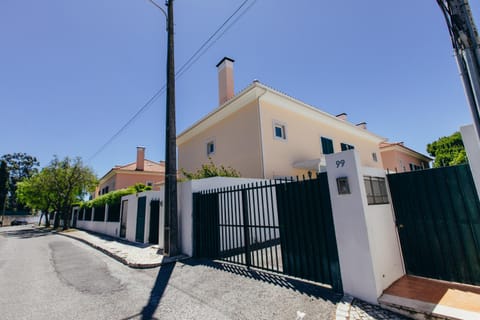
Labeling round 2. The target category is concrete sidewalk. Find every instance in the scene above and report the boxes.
[55,228,186,268]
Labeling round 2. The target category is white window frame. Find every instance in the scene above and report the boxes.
[273,121,287,141]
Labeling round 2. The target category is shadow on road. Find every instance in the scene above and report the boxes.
[121,262,176,320]
[1,227,53,239]
[184,258,342,301]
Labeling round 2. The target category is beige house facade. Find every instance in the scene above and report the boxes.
[94,147,165,198]
[380,142,432,173]
[178,57,386,179]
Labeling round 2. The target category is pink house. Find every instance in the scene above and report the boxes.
[94,147,165,198]
[380,142,432,173]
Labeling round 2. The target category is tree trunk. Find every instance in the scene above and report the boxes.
[53,213,60,229]
[45,212,50,227]
[62,210,70,230]
[38,212,44,226]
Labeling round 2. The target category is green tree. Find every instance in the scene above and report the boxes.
[427,132,467,168]
[1,153,40,211]
[181,159,240,180]
[47,156,97,229]
[0,161,9,223]
[16,171,54,227]
[17,156,97,229]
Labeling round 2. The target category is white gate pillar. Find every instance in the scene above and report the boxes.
[461,124,480,196]
[325,150,404,304]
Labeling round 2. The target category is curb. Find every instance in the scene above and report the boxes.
[56,231,187,269]
[335,294,354,320]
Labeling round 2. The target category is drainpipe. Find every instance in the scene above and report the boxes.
[255,83,268,179]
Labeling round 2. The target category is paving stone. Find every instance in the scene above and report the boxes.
[349,299,409,320]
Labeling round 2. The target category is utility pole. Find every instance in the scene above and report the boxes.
[163,0,178,256]
[437,0,480,139]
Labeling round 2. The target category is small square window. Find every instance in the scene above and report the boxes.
[364,176,389,205]
[146,181,153,187]
[273,123,286,140]
[207,141,215,155]
[341,143,355,151]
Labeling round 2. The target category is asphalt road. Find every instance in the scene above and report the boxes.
[0,226,340,320]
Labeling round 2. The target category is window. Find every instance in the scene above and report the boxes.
[364,176,389,205]
[146,181,153,187]
[340,143,355,151]
[372,152,378,162]
[321,137,334,154]
[409,163,422,171]
[206,140,215,155]
[101,186,109,195]
[273,122,286,140]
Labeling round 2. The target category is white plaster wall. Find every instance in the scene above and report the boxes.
[124,194,138,243]
[76,220,119,237]
[461,124,480,195]
[361,166,404,296]
[325,150,404,304]
[178,177,265,256]
[73,206,120,237]
[120,191,163,244]
[326,150,379,304]
[178,181,193,256]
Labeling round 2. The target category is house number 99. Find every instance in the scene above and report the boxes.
[336,160,345,168]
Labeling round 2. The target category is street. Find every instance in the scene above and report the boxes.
[0,226,340,320]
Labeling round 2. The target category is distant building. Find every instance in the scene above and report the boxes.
[380,142,432,173]
[177,57,386,179]
[94,147,165,198]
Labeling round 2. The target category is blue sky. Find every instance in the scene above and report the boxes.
[1,0,479,176]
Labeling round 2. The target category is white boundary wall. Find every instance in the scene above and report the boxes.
[325,150,404,304]
[74,206,120,238]
[122,190,163,245]
[461,124,480,195]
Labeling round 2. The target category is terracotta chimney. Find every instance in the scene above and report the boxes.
[136,146,145,171]
[216,57,235,105]
[336,113,348,121]
[356,122,367,129]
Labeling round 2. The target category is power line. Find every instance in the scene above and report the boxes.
[176,0,257,80]
[87,0,256,163]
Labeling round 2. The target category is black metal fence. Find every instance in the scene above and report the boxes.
[193,173,342,292]
[84,207,92,221]
[93,205,105,221]
[107,203,121,222]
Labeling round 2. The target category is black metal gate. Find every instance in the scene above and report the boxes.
[135,196,146,243]
[193,173,342,292]
[149,200,160,244]
[387,164,480,285]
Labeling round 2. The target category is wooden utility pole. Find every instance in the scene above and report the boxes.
[437,0,480,139]
[164,0,178,256]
